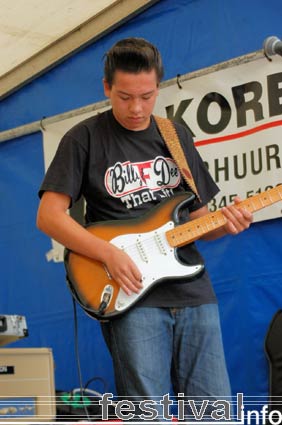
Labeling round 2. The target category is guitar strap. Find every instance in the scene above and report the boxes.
[154,115,201,202]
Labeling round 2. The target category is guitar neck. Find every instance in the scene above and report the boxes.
[166,186,282,248]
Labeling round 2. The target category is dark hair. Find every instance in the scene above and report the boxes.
[104,37,164,87]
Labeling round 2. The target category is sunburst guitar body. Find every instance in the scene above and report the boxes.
[65,186,282,320]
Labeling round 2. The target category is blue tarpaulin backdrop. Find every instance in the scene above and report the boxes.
[1,0,282,400]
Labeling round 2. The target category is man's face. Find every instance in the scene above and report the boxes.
[103,69,159,131]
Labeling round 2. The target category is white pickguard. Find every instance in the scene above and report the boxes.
[110,221,203,312]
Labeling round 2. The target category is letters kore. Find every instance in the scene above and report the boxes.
[166,72,282,135]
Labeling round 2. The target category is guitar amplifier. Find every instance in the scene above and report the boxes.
[0,316,28,346]
[0,348,56,422]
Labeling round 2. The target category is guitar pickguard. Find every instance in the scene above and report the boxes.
[110,221,204,312]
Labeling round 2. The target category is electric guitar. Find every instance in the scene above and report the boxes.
[65,186,282,320]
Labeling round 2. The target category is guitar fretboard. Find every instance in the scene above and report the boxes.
[166,186,282,248]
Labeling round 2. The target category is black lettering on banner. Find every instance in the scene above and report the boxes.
[266,144,281,170]
[214,157,229,182]
[246,183,282,198]
[197,92,231,134]
[234,154,247,179]
[209,194,237,212]
[209,183,282,212]
[268,72,282,117]
[250,149,263,175]
[165,72,282,139]
[166,99,195,135]
[204,144,281,184]
[232,81,264,127]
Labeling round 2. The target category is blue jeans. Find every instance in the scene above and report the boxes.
[101,304,231,420]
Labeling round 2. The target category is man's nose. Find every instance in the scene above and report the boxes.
[129,98,142,113]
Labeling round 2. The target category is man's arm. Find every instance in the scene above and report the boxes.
[189,197,253,241]
[36,191,142,294]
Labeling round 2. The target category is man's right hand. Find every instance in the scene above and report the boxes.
[102,245,143,296]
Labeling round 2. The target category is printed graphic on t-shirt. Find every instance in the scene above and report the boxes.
[104,156,181,208]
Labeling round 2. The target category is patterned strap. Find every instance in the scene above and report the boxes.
[154,115,201,202]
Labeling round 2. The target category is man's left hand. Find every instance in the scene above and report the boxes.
[222,197,253,235]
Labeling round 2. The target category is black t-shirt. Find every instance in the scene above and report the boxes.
[39,109,219,307]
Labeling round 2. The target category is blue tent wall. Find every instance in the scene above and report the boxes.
[1,0,282,398]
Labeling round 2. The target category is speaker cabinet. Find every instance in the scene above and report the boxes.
[0,348,56,422]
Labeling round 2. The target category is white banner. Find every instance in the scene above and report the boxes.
[42,54,282,261]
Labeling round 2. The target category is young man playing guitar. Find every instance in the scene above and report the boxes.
[37,38,253,420]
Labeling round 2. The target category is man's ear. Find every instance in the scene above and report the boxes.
[103,79,111,97]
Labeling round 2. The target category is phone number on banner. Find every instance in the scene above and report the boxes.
[209,183,282,212]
